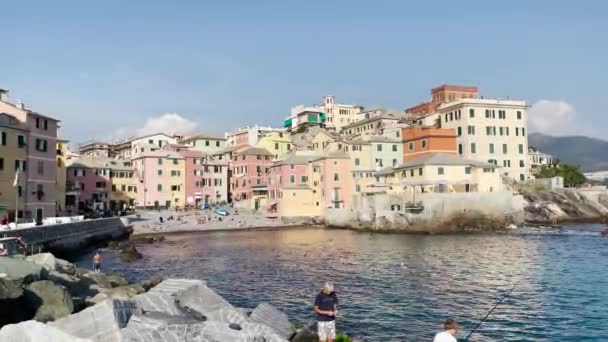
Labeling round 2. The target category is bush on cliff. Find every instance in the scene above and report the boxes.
[537,164,586,187]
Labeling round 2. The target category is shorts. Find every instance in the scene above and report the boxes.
[317,320,336,340]
[94,263,101,271]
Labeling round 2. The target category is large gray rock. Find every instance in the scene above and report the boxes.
[121,312,208,342]
[199,321,288,342]
[87,284,146,306]
[24,280,74,322]
[175,284,246,324]
[132,278,206,316]
[82,272,130,289]
[291,321,318,342]
[25,253,57,271]
[55,258,77,276]
[50,298,139,342]
[0,257,46,282]
[0,320,92,342]
[250,302,295,339]
[0,274,25,300]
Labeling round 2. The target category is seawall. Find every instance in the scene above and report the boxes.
[1,217,130,254]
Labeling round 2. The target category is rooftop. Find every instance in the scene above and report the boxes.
[180,133,226,142]
[234,146,274,156]
[393,153,497,170]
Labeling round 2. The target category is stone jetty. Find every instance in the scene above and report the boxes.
[0,253,318,341]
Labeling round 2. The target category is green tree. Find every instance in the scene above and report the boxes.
[537,164,586,187]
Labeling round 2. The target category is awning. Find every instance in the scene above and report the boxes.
[0,203,8,211]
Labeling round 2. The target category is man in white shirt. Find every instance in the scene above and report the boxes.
[433,318,458,342]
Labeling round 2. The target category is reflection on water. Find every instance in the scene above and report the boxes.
[73,225,608,341]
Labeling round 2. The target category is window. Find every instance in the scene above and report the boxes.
[489,143,494,154]
[503,160,511,167]
[519,160,525,167]
[334,173,339,181]
[35,139,48,152]
[205,140,210,146]
[502,144,508,154]
[44,119,49,130]
[520,174,525,181]
[0,132,5,145]
[173,159,178,165]
[421,140,427,148]
[377,144,382,152]
[419,168,423,176]
[465,167,471,175]
[157,169,162,176]
[457,127,462,136]
[410,169,414,177]
[438,167,445,175]
[301,176,308,183]
[392,144,397,152]
[112,184,117,191]
[485,109,490,118]
[157,184,162,191]
[517,111,522,120]
[355,158,360,166]
[37,160,44,175]
[290,164,294,170]
[355,184,361,192]
[290,175,295,183]
[499,127,504,136]
[121,184,126,192]
[518,144,524,154]
[375,159,383,168]
[0,158,3,170]
[522,128,526,136]
[274,143,279,150]
[409,142,414,150]
[36,118,40,128]
[216,141,220,147]
[158,158,163,165]
[393,159,397,167]
[469,109,475,118]
[467,126,475,135]
[515,128,519,136]
[458,144,463,155]
[471,143,476,153]
[171,185,179,191]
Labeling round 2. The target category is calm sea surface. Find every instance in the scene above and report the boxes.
[73,225,608,341]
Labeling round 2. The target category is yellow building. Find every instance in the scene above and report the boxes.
[255,131,292,159]
[166,154,186,207]
[0,113,28,221]
[108,159,138,211]
[55,139,69,214]
[374,153,502,201]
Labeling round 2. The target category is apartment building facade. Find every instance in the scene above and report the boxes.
[230,146,273,209]
[0,113,28,221]
[437,98,529,181]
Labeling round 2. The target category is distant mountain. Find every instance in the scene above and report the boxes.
[528,132,608,172]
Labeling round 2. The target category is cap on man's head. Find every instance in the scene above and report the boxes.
[444,318,458,331]
[323,282,334,293]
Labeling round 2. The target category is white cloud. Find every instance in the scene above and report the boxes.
[114,113,198,138]
[527,100,577,136]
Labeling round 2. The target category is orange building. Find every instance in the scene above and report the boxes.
[402,126,457,161]
[405,84,478,118]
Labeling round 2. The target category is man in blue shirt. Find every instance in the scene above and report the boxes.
[314,282,338,342]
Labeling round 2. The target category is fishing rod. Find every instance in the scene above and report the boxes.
[462,279,520,341]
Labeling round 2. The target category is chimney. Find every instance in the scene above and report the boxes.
[0,88,8,102]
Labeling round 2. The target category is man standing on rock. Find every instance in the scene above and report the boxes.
[314,282,338,342]
[93,251,102,273]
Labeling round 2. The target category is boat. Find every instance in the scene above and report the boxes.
[214,207,228,216]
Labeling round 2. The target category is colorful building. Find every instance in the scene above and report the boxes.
[132,150,185,209]
[401,126,457,161]
[367,136,403,169]
[0,89,59,221]
[179,133,227,154]
[255,131,293,159]
[289,96,364,132]
[230,146,273,210]
[65,158,112,213]
[108,159,138,211]
[55,139,69,214]
[179,149,228,207]
[405,84,478,118]
[374,153,502,196]
[0,112,28,221]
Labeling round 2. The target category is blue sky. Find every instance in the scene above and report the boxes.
[1,0,607,142]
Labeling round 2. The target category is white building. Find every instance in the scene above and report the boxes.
[225,125,285,146]
[437,98,529,181]
[288,96,363,132]
[528,147,554,174]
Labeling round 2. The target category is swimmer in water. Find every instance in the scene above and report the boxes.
[400,262,408,270]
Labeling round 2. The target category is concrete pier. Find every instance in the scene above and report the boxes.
[1,217,130,253]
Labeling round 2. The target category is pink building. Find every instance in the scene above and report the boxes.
[65,158,112,213]
[178,149,228,207]
[230,146,273,210]
[132,150,185,209]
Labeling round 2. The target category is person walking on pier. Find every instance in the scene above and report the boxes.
[314,282,338,342]
[93,251,102,273]
[433,318,458,342]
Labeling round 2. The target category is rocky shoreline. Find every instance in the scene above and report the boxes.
[0,253,319,341]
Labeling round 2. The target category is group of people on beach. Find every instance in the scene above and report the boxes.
[313,281,458,342]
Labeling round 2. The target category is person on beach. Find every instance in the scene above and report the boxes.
[93,251,102,273]
[433,318,458,342]
[314,282,338,342]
